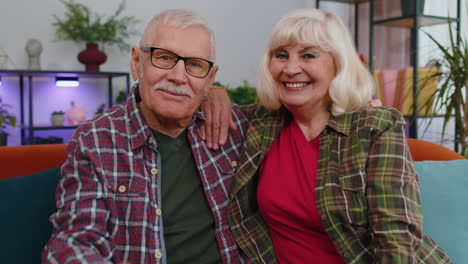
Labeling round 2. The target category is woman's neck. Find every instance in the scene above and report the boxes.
[289,103,331,141]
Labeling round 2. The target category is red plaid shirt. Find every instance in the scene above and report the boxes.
[42,85,250,264]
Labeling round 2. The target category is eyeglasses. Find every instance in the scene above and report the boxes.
[140,46,214,78]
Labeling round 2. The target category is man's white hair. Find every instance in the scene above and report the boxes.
[140,8,216,61]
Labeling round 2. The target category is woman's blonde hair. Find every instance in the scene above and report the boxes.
[257,8,374,116]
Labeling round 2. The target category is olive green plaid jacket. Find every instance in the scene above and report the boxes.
[229,105,452,264]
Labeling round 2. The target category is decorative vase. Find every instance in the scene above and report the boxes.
[50,114,65,126]
[66,101,86,125]
[401,0,425,17]
[77,43,107,72]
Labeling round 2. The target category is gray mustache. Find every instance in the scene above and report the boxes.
[153,81,194,97]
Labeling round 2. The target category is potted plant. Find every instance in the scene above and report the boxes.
[0,97,17,146]
[53,0,140,71]
[51,111,65,126]
[214,81,258,105]
[423,16,468,156]
[116,89,127,104]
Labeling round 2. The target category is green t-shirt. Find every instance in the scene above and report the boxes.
[152,129,221,264]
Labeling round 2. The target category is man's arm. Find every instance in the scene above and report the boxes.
[201,86,383,150]
[42,140,113,264]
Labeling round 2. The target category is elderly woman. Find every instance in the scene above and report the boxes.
[223,8,451,264]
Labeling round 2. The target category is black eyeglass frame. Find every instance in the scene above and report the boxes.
[140,46,214,78]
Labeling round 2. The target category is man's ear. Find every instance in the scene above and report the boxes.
[130,45,140,81]
[207,65,219,85]
[202,66,219,96]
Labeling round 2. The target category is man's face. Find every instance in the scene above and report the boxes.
[131,23,217,124]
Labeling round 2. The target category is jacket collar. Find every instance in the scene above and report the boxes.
[326,112,353,136]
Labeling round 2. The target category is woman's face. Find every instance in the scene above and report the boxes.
[269,42,336,113]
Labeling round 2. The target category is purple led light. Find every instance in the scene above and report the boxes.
[56,77,79,87]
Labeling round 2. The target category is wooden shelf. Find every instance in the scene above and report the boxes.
[0,70,129,78]
[374,15,457,28]
[31,125,79,131]
[319,0,368,3]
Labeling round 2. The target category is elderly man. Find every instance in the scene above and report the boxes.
[42,9,249,264]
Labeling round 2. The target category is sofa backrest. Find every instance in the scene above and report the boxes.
[0,167,61,263]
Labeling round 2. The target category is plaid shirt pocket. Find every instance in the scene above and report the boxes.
[215,157,236,175]
[106,175,148,197]
[105,174,151,248]
[338,169,368,226]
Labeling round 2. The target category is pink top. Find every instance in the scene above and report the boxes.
[257,120,345,264]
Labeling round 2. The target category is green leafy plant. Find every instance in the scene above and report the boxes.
[0,97,17,134]
[116,89,127,104]
[53,0,140,51]
[423,15,468,156]
[52,110,65,115]
[214,81,258,105]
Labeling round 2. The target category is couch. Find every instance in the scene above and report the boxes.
[0,139,466,263]
[0,144,66,263]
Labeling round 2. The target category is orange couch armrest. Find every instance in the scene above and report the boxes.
[0,144,67,180]
[407,138,465,161]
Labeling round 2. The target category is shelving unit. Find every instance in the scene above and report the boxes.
[317,0,463,150]
[0,70,130,145]
[316,0,369,49]
[369,0,461,148]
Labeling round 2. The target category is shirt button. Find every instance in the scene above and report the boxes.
[148,137,153,144]
[151,168,158,175]
[155,250,162,259]
[156,209,162,216]
[118,185,126,193]
[231,160,238,167]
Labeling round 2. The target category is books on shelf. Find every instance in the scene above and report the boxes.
[374,67,438,116]
[380,69,399,107]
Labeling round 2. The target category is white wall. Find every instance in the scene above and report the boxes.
[0,0,308,87]
[0,0,357,87]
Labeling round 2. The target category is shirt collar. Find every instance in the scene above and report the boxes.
[126,84,152,150]
[327,112,352,136]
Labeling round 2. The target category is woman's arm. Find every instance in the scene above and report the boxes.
[366,109,423,263]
